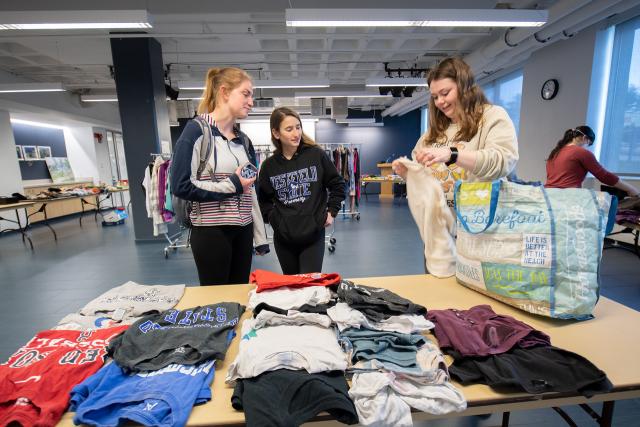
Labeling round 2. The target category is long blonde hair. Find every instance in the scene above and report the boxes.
[270,107,316,152]
[196,67,252,115]
[425,57,489,145]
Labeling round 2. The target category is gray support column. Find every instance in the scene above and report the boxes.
[110,37,172,241]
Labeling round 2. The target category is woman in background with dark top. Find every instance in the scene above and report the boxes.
[545,125,639,196]
[258,107,345,274]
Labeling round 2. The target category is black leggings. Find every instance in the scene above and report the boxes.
[190,224,253,286]
[273,229,325,275]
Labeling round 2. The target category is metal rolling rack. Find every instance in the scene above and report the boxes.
[149,153,192,259]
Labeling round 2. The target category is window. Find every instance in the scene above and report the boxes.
[420,106,428,135]
[481,70,523,135]
[599,15,640,176]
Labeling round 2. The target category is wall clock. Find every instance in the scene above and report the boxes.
[541,79,559,100]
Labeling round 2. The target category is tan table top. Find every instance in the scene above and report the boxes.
[106,188,130,193]
[59,275,640,426]
[0,201,36,212]
[362,177,405,183]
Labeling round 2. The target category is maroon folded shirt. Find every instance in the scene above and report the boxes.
[426,305,550,357]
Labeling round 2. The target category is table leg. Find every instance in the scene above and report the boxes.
[18,208,34,250]
[551,407,579,427]
[501,411,510,427]
[79,198,85,227]
[0,208,34,250]
[600,401,615,427]
[40,203,57,240]
[94,195,100,221]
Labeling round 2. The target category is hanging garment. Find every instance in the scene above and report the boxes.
[149,157,168,236]
[348,148,356,195]
[395,157,456,277]
[333,148,341,173]
[142,163,153,218]
[354,148,361,203]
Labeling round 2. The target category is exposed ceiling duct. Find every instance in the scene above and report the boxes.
[383,0,640,117]
[475,0,638,74]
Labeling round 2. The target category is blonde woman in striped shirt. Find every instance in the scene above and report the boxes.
[171,67,269,285]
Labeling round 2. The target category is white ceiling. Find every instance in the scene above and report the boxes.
[1,0,628,115]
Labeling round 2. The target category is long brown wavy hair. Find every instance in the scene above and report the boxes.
[270,107,316,152]
[424,57,490,145]
[197,67,252,115]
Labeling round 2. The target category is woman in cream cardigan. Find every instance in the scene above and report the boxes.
[392,57,518,276]
[393,57,518,205]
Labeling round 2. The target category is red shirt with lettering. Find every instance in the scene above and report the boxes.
[545,145,619,189]
[0,326,127,427]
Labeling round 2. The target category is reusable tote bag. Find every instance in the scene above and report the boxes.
[453,180,617,320]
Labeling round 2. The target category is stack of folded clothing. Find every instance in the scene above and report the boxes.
[0,282,248,427]
[72,301,245,426]
[228,269,358,427]
[427,305,612,396]
[334,281,466,427]
[0,282,188,427]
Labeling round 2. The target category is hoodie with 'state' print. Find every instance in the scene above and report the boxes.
[258,144,345,245]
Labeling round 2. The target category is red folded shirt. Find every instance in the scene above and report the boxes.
[250,269,341,292]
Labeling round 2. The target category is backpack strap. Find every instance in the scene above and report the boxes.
[237,130,257,166]
[192,116,214,225]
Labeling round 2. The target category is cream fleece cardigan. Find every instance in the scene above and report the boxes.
[412,105,518,201]
[397,157,456,278]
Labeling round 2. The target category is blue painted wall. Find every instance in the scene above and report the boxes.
[315,109,421,175]
[13,123,66,180]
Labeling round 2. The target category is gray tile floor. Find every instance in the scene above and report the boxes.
[1,197,639,426]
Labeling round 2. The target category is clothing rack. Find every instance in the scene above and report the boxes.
[147,153,191,258]
[319,143,362,221]
[163,226,191,259]
[253,144,274,167]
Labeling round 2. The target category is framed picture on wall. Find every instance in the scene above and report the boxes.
[22,145,38,160]
[16,146,24,160]
[37,146,52,159]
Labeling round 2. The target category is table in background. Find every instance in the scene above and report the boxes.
[375,163,397,199]
[79,188,130,225]
[362,176,405,200]
[57,275,640,426]
[606,221,640,258]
